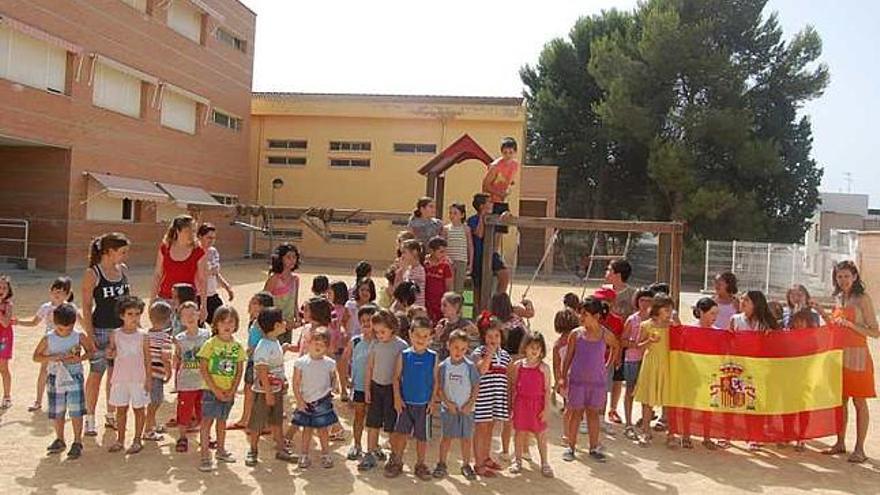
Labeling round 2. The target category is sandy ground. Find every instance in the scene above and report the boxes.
[0,261,878,494]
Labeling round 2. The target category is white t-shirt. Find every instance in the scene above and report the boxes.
[252,338,286,394]
[206,247,220,296]
[294,355,336,403]
[37,301,79,335]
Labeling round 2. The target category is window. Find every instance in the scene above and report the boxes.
[167,0,203,43]
[211,193,239,206]
[330,158,370,169]
[391,219,409,227]
[215,28,247,53]
[330,232,367,243]
[121,198,134,221]
[266,228,303,240]
[161,90,197,134]
[393,143,437,154]
[212,109,242,132]
[119,0,147,12]
[267,156,307,166]
[329,141,371,152]
[0,25,68,94]
[267,139,307,150]
[92,62,142,118]
[328,218,369,226]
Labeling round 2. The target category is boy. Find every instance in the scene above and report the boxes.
[144,301,173,441]
[246,307,296,466]
[467,193,510,299]
[424,237,453,324]
[358,309,408,471]
[230,291,274,430]
[292,329,340,469]
[173,301,210,453]
[621,287,654,439]
[481,137,519,234]
[33,303,95,459]
[604,259,635,318]
[170,283,197,336]
[341,304,379,460]
[385,317,438,479]
[433,329,480,480]
[197,305,246,472]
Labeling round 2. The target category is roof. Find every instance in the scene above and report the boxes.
[417,134,493,176]
[253,92,523,107]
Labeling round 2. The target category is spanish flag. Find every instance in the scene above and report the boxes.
[667,326,843,442]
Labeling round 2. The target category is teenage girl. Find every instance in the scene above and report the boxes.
[730,291,780,332]
[693,297,720,329]
[713,272,739,329]
[264,243,301,344]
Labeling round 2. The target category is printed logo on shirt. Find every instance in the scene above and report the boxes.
[101,284,129,299]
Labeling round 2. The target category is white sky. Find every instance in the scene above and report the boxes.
[240,0,879,207]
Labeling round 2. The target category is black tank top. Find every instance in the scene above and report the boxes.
[92,265,130,329]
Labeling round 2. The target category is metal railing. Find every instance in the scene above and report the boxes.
[0,218,29,259]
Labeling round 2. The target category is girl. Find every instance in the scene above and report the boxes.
[784,284,821,328]
[198,223,234,324]
[106,296,150,454]
[509,331,553,477]
[424,237,453,324]
[152,215,208,322]
[229,292,274,430]
[560,297,620,462]
[621,287,654,439]
[81,232,130,436]
[0,275,13,408]
[329,280,351,403]
[445,203,473,295]
[264,243,301,343]
[407,197,445,244]
[713,272,739,329]
[17,276,75,412]
[693,297,720,329]
[390,281,419,316]
[633,294,675,448]
[472,318,511,477]
[293,329,340,469]
[399,239,426,308]
[552,309,579,414]
[351,261,372,298]
[432,292,478,362]
[820,261,879,463]
[730,291,780,332]
[345,278,376,339]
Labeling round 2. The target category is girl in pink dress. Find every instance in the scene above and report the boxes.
[0,275,14,409]
[509,332,553,478]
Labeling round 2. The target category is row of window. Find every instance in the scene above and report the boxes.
[267,139,437,155]
[119,0,248,53]
[267,157,370,168]
[262,229,368,243]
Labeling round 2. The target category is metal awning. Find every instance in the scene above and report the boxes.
[0,13,83,54]
[86,172,170,202]
[157,183,223,208]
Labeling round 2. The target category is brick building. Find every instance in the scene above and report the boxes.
[0,0,255,271]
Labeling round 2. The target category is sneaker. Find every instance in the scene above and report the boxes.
[589,449,607,463]
[624,426,639,440]
[67,442,83,460]
[414,463,432,481]
[460,464,477,481]
[275,449,297,463]
[298,456,312,469]
[432,462,448,479]
[509,460,523,474]
[562,447,576,462]
[28,402,42,412]
[541,464,555,478]
[216,450,236,463]
[346,445,363,461]
[357,452,377,471]
[84,416,97,437]
[155,425,166,434]
[595,443,607,454]
[321,454,334,469]
[579,420,588,434]
[245,450,258,467]
[375,448,387,461]
[199,458,215,472]
[601,420,616,436]
[143,430,163,442]
[0,397,11,409]
[47,438,66,455]
[125,442,143,455]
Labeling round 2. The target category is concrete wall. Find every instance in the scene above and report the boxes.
[857,232,880,311]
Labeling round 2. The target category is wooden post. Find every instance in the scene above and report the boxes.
[479,217,497,312]
[435,175,446,217]
[670,230,683,310]
[426,173,437,198]
[657,233,671,283]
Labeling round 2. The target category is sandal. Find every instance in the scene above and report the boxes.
[275,449,297,462]
[175,438,188,453]
[246,450,259,467]
[638,435,652,447]
[28,402,42,412]
[702,440,717,450]
[848,452,868,464]
[226,422,246,431]
[653,419,668,432]
[0,397,12,409]
[541,464,555,478]
[484,458,503,471]
[414,463,432,480]
[822,445,846,455]
[474,465,496,477]
[681,438,694,449]
[794,441,806,452]
[432,462,448,478]
[320,454,334,469]
[508,460,523,474]
[608,411,623,424]
[104,415,117,430]
[126,442,143,455]
[143,430,163,442]
[107,442,124,453]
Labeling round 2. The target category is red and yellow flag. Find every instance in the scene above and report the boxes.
[667,326,843,442]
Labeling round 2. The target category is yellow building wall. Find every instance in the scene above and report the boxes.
[250,95,525,266]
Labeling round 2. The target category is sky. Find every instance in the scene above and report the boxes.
[241,0,879,207]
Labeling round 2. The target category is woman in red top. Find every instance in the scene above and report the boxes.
[151,215,208,322]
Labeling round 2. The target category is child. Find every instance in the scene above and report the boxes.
[509,331,553,477]
[482,137,519,235]
[144,301,173,441]
[173,301,211,453]
[246,307,296,466]
[605,259,636,318]
[713,272,739,329]
[446,203,473,295]
[399,239,427,308]
[560,297,620,462]
[633,294,675,448]
[329,280,351,401]
[197,305,246,471]
[552,309,580,403]
[345,278,376,339]
[292,328,340,469]
[424,237,453,324]
[390,281,419,316]
[0,275,13,409]
[730,290,780,331]
[311,275,330,298]
[17,276,75,412]
[621,287,654,439]
[433,329,480,480]
[385,317,439,479]
[106,296,150,454]
[432,292,478,362]
[467,193,510,297]
[359,309,408,471]
[562,293,580,314]
[230,291,274,430]
[32,303,94,459]
[341,304,379,460]
[264,243,301,343]
[170,283,197,335]
[408,197,445,244]
[784,284,821,328]
[693,297,720,329]
[353,261,373,293]
[472,318,511,477]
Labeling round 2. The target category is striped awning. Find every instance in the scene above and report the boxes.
[86,172,170,203]
[0,13,82,54]
[91,54,159,85]
[157,182,223,208]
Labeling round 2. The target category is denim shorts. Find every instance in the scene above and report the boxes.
[394,404,428,441]
[244,360,255,385]
[624,361,642,390]
[292,394,338,429]
[202,390,235,420]
[89,328,114,375]
[149,377,165,405]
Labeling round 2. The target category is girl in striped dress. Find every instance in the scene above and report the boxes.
[472,318,511,477]
[445,203,473,295]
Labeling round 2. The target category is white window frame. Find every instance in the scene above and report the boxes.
[167,0,204,44]
[0,24,69,95]
[91,59,147,118]
[215,27,247,53]
[211,108,242,132]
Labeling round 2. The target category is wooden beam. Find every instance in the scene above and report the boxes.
[657,233,671,283]
[487,214,684,234]
[670,230,684,310]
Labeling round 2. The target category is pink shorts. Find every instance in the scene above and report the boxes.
[0,325,13,360]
